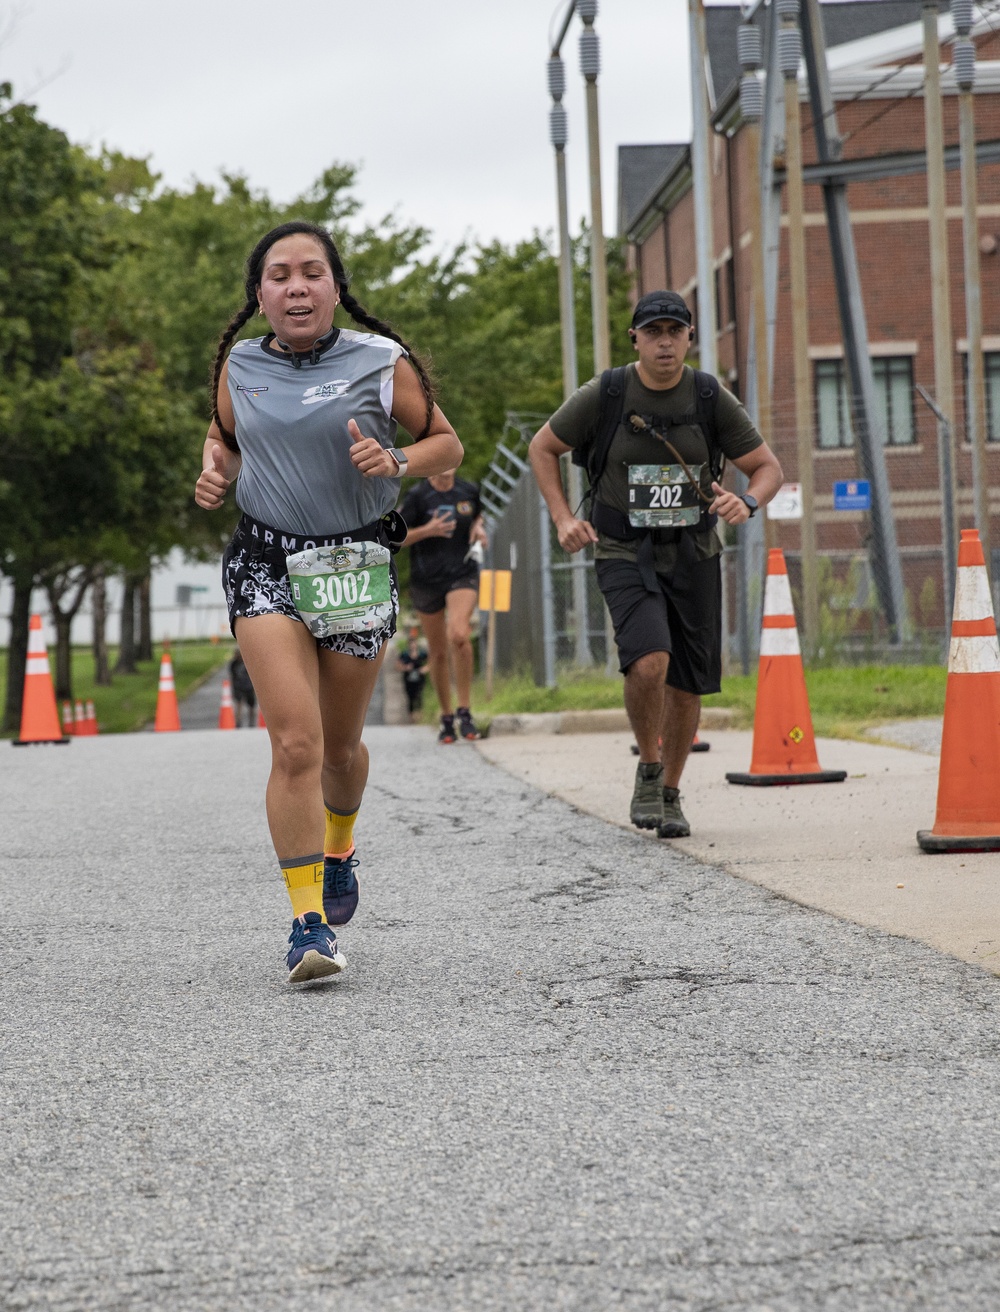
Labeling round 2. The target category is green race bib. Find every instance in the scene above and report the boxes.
[627,464,704,528]
[286,542,394,638]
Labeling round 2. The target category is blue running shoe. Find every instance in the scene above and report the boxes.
[323,849,360,926]
[285,912,347,985]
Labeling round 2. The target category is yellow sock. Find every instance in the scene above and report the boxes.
[325,805,358,857]
[280,854,325,919]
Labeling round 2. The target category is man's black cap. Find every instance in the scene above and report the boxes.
[630,290,692,331]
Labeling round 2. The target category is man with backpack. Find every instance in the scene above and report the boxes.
[529,290,783,838]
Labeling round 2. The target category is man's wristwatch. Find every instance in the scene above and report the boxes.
[387,447,409,478]
[739,494,758,519]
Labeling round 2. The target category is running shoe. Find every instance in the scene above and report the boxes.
[285,912,347,985]
[456,707,480,741]
[323,849,360,926]
[659,786,691,839]
[630,761,664,830]
[438,714,457,744]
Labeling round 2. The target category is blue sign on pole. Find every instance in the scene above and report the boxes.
[833,479,871,511]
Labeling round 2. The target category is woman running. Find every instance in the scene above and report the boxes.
[195,220,462,985]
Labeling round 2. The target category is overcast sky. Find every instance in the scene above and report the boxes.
[2,0,703,255]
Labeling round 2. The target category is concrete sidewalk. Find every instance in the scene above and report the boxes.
[479,726,1000,976]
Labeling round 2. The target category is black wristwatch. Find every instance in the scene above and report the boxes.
[740,494,758,519]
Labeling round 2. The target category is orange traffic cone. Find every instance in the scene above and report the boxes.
[257,707,266,729]
[218,678,236,730]
[61,701,75,737]
[154,652,181,732]
[918,529,1000,852]
[74,701,86,734]
[14,615,68,746]
[727,549,846,786]
[80,699,98,736]
[691,733,710,753]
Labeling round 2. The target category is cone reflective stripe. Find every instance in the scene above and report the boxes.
[918,530,1000,852]
[154,653,181,732]
[61,702,75,737]
[727,549,846,786]
[14,615,68,746]
[218,678,236,730]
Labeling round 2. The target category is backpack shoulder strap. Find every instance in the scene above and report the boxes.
[577,365,628,492]
[691,368,723,481]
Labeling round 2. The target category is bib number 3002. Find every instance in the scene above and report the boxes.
[286,540,394,638]
[310,570,373,610]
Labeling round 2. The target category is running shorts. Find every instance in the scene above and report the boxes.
[410,571,480,616]
[595,553,722,694]
[222,516,398,660]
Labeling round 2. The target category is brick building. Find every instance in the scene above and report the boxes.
[618,1,1000,633]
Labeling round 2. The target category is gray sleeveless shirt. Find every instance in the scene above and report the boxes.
[227,329,404,536]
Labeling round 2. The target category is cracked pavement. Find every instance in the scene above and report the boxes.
[3,726,1000,1309]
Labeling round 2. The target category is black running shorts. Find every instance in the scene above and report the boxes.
[410,571,479,616]
[595,553,722,694]
[222,519,398,660]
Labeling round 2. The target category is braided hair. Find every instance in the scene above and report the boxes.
[209,219,435,452]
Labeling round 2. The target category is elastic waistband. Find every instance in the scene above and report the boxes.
[236,513,384,555]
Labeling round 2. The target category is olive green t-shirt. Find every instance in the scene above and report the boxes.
[549,364,763,568]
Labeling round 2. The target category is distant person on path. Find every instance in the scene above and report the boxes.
[529,290,782,838]
[194,220,462,984]
[400,469,487,743]
[229,648,257,727]
[396,630,429,722]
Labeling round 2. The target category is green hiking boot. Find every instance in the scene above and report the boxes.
[659,786,691,838]
[630,762,664,830]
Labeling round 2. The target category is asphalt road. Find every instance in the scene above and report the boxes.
[4,726,1000,1310]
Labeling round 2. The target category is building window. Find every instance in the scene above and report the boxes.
[985,353,1000,441]
[814,356,915,448]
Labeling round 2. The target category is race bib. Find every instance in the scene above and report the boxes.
[286,542,394,638]
[627,464,703,528]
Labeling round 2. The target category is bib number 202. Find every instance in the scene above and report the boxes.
[311,570,372,610]
[647,483,685,510]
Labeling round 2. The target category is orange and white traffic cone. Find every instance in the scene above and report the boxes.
[727,548,846,786]
[14,615,68,746]
[81,699,98,736]
[154,652,181,732]
[918,529,1000,852]
[74,701,86,735]
[61,701,75,737]
[218,678,236,730]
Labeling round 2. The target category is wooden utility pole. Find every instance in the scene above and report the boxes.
[923,2,959,616]
[953,18,991,572]
[780,1,818,655]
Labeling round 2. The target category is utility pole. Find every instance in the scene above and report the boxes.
[923,1,959,621]
[576,0,616,674]
[778,0,818,656]
[800,0,910,642]
[547,41,592,666]
[953,0,991,575]
[738,18,775,550]
[689,0,717,375]
[577,0,611,375]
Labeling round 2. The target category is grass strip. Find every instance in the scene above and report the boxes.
[0,641,233,737]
